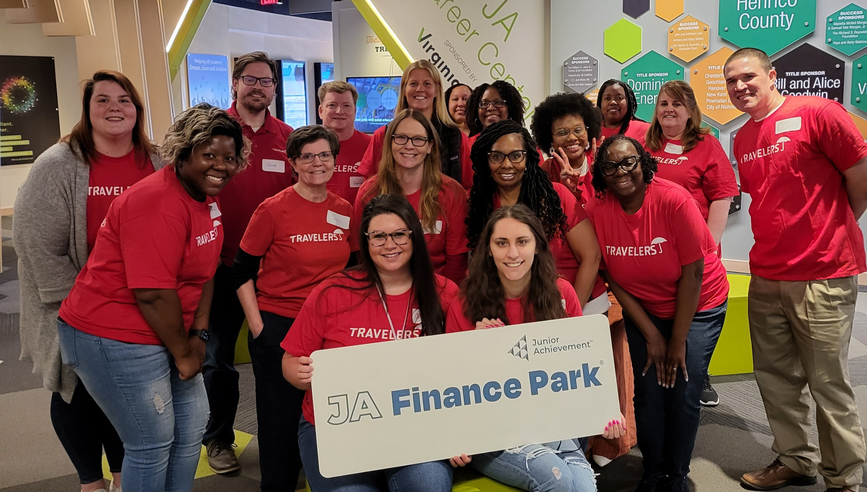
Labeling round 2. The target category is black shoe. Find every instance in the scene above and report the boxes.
[635,473,667,492]
[700,377,719,406]
[665,476,690,492]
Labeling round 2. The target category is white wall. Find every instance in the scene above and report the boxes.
[0,11,80,210]
[184,3,334,125]
[331,0,399,81]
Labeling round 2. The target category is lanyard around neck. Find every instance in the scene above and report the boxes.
[376,284,413,334]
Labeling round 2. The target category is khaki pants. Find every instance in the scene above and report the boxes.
[749,275,865,489]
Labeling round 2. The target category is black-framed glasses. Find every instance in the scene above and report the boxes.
[479,99,506,110]
[488,150,527,164]
[239,75,276,87]
[553,126,586,139]
[296,152,334,164]
[365,229,412,247]
[392,134,430,147]
[599,156,640,177]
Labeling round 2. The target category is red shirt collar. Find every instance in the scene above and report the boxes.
[228,101,278,135]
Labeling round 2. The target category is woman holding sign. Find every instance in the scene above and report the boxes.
[446,205,625,492]
[282,194,460,491]
[233,125,358,492]
[585,135,729,492]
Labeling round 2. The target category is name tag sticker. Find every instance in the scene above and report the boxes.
[775,117,801,134]
[262,159,286,173]
[209,202,222,219]
[663,142,683,155]
[327,210,350,229]
[349,176,365,188]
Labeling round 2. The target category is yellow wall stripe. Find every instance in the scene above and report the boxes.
[167,0,212,80]
[350,0,414,70]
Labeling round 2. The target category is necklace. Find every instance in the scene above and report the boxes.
[377,283,413,334]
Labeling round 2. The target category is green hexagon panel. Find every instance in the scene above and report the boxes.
[718,0,816,56]
[701,121,720,140]
[826,3,867,56]
[853,54,867,113]
[621,51,684,121]
[604,19,642,64]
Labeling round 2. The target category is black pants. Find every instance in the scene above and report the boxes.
[202,264,247,445]
[51,382,124,484]
[250,310,305,492]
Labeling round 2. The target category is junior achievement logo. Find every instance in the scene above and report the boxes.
[509,334,594,360]
[508,336,529,360]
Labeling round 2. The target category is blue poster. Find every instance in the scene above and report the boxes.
[187,54,230,109]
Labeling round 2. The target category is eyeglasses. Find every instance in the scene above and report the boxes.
[239,75,276,87]
[365,229,412,247]
[479,99,506,110]
[392,134,430,147]
[553,126,586,139]
[295,151,334,164]
[599,156,640,177]
[488,150,527,164]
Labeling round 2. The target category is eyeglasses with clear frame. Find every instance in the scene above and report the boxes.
[599,155,640,177]
[295,152,334,164]
[392,134,430,147]
[239,75,276,87]
[553,126,587,139]
[365,229,413,247]
[488,150,527,164]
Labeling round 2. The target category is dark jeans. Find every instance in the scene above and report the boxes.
[250,310,305,492]
[203,264,247,445]
[624,301,726,479]
[51,382,125,484]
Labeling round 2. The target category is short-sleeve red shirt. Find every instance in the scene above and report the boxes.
[327,130,371,204]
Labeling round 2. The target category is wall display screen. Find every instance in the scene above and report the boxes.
[186,53,231,109]
[279,60,307,129]
[347,76,401,133]
[0,55,60,166]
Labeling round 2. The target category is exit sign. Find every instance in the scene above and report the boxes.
[261,0,281,5]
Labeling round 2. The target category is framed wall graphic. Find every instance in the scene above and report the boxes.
[0,55,60,166]
[186,53,231,109]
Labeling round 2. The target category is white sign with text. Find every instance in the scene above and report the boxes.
[311,314,620,477]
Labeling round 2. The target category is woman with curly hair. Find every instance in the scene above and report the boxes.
[446,204,625,492]
[57,104,249,492]
[597,79,649,141]
[465,80,525,138]
[586,135,729,492]
[466,120,600,308]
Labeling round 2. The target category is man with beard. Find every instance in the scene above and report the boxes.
[202,51,293,482]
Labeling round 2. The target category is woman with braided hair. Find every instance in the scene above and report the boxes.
[597,79,650,141]
[466,120,601,309]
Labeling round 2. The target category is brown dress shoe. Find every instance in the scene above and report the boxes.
[741,458,817,491]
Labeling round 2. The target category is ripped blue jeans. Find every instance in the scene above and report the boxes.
[472,441,596,492]
[58,319,208,492]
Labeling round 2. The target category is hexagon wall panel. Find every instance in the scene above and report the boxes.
[623,0,650,19]
[604,19,642,64]
[691,47,743,125]
[774,44,845,102]
[669,15,710,63]
[853,54,867,113]
[563,51,599,94]
[718,0,817,56]
[656,0,683,22]
[621,51,684,121]
[827,4,867,56]
[701,122,720,140]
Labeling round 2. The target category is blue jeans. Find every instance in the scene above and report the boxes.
[298,416,453,491]
[624,301,726,479]
[58,319,209,492]
[472,442,596,492]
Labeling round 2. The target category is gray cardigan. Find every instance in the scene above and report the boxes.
[14,142,163,402]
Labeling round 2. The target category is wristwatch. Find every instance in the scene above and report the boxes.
[189,329,211,342]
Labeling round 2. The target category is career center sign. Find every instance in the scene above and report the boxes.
[367,0,546,118]
[311,315,620,477]
[719,0,817,56]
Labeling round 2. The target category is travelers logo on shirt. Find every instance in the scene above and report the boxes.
[606,237,667,257]
[508,336,529,361]
[196,225,220,247]
[88,185,131,196]
[656,156,689,166]
[213,220,221,228]
[289,229,346,243]
[741,137,790,163]
[334,162,360,174]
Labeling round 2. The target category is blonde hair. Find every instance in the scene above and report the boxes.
[645,80,709,153]
[162,104,251,171]
[371,109,443,233]
[395,60,456,129]
[318,80,358,104]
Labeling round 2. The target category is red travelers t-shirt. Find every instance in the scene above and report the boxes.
[493,183,606,300]
[732,96,867,281]
[539,156,597,205]
[220,103,294,266]
[281,271,460,425]
[585,178,729,319]
[354,175,469,280]
[86,150,155,251]
[327,130,372,204]
[445,277,582,332]
[240,187,358,319]
[642,135,738,221]
[600,120,650,142]
[60,166,223,344]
